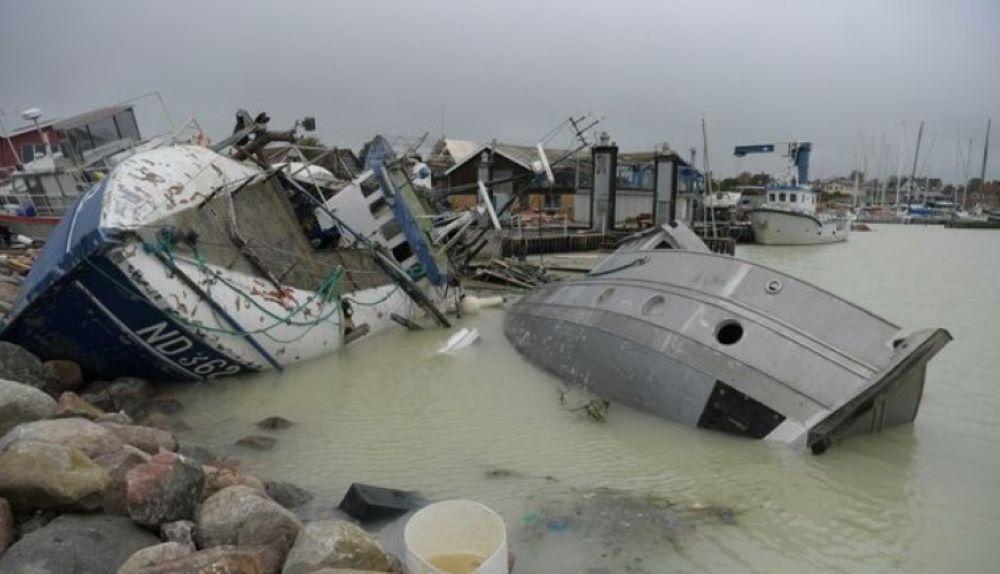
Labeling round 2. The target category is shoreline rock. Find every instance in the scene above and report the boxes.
[197,485,302,574]
[281,519,395,573]
[0,440,108,510]
[0,417,124,459]
[0,514,160,573]
[0,379,56,436]
[54,391,106,420]
[126,450,205,527]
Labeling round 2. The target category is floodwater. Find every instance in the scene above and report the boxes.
[170,224,1000,573]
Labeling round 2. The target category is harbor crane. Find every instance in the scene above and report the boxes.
[734,141,813,185]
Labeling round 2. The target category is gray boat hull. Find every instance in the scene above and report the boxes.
[504,223,950,452]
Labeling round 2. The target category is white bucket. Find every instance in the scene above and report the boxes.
[404,500,508,574]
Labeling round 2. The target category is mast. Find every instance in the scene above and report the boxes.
[894,124,905,206]
[701,116,716,238]
[979,118,991,199]
[908,121,924,204]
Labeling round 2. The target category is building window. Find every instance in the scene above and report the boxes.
[769,193,775,201]
[544,192,559,209]
[779,193,786,202]
[790,193,797,202]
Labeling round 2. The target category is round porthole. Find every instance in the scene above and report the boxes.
[765,279,783,294]
[716,320,744,345]
[596,288,615,305]
[641,295,665,316]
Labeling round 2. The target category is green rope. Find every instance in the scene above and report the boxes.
[82,255,343,337]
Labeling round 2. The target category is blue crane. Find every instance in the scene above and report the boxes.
[734,142,813,186]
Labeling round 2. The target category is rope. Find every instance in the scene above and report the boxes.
[587,255,649,277]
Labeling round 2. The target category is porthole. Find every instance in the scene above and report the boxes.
[641,295,665,316]
[716,320,744,345]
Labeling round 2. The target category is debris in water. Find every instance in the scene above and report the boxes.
[339,483,425,523]
[559,385,611,422]
[436,328,480,354]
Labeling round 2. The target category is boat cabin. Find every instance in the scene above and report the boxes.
[764,186,817,213]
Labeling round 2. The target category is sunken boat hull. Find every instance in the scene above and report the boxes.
[504,223,950,451]
[0,144,447,382]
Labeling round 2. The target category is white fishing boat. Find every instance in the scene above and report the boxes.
[749,186,850,244]
[0,112,463,381]
[735,141,850,245]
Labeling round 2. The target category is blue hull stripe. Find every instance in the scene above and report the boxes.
[72,281,202,380]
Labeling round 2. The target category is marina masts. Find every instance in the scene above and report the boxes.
[980,118,992,191]
[908,120,924,203]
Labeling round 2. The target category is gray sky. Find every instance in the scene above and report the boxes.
[1,0,997,183]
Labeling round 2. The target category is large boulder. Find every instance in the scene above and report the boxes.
[265,480,314,509]
[202,465,266,501]
[0,342,46,390]
[54,391,107,420]
[0,417,124,458]
[0,513,159,573]
[40,359,84,394]
[101,422,178,454]
[81,377,154,415]
[0,497,12,555]
[0,379,56,437]
[0,440,108,510]
[126,450,204,527]
[94,445,151,515]
[133,546,265,573]
[281,520,394,574]
[197,485,302,574]
[118,541,193,574]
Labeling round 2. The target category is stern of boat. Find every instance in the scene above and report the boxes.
[806,328,952,453]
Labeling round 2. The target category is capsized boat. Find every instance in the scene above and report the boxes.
[504,221,951,452]
[0,114,462,381]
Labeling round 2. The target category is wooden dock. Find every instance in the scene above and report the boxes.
[501,231,735,257]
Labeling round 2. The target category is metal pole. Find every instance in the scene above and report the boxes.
[894,123,905,206]
[979,118,991,196]
[909,121,924,204]
[701,117,716,238]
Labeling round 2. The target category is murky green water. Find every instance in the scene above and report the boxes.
[170,224,1000,573]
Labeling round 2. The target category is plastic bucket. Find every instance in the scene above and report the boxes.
[404,499,508,574]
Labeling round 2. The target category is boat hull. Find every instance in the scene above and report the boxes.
[0,145,444,382]
[504,243,950,451]
[750,209,850,245]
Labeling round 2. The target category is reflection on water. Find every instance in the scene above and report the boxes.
[170,225,1000,573]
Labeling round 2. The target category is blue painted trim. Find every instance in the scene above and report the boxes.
[374,164,444,285]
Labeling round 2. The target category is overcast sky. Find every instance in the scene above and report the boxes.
[1,0,997,182]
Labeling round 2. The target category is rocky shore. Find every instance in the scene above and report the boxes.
[0,342,400,574]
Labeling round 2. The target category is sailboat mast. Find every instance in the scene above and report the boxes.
[701,117,716,238]
[894,124,905,206]
[909,121,925,204]
[980,118,991,192]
